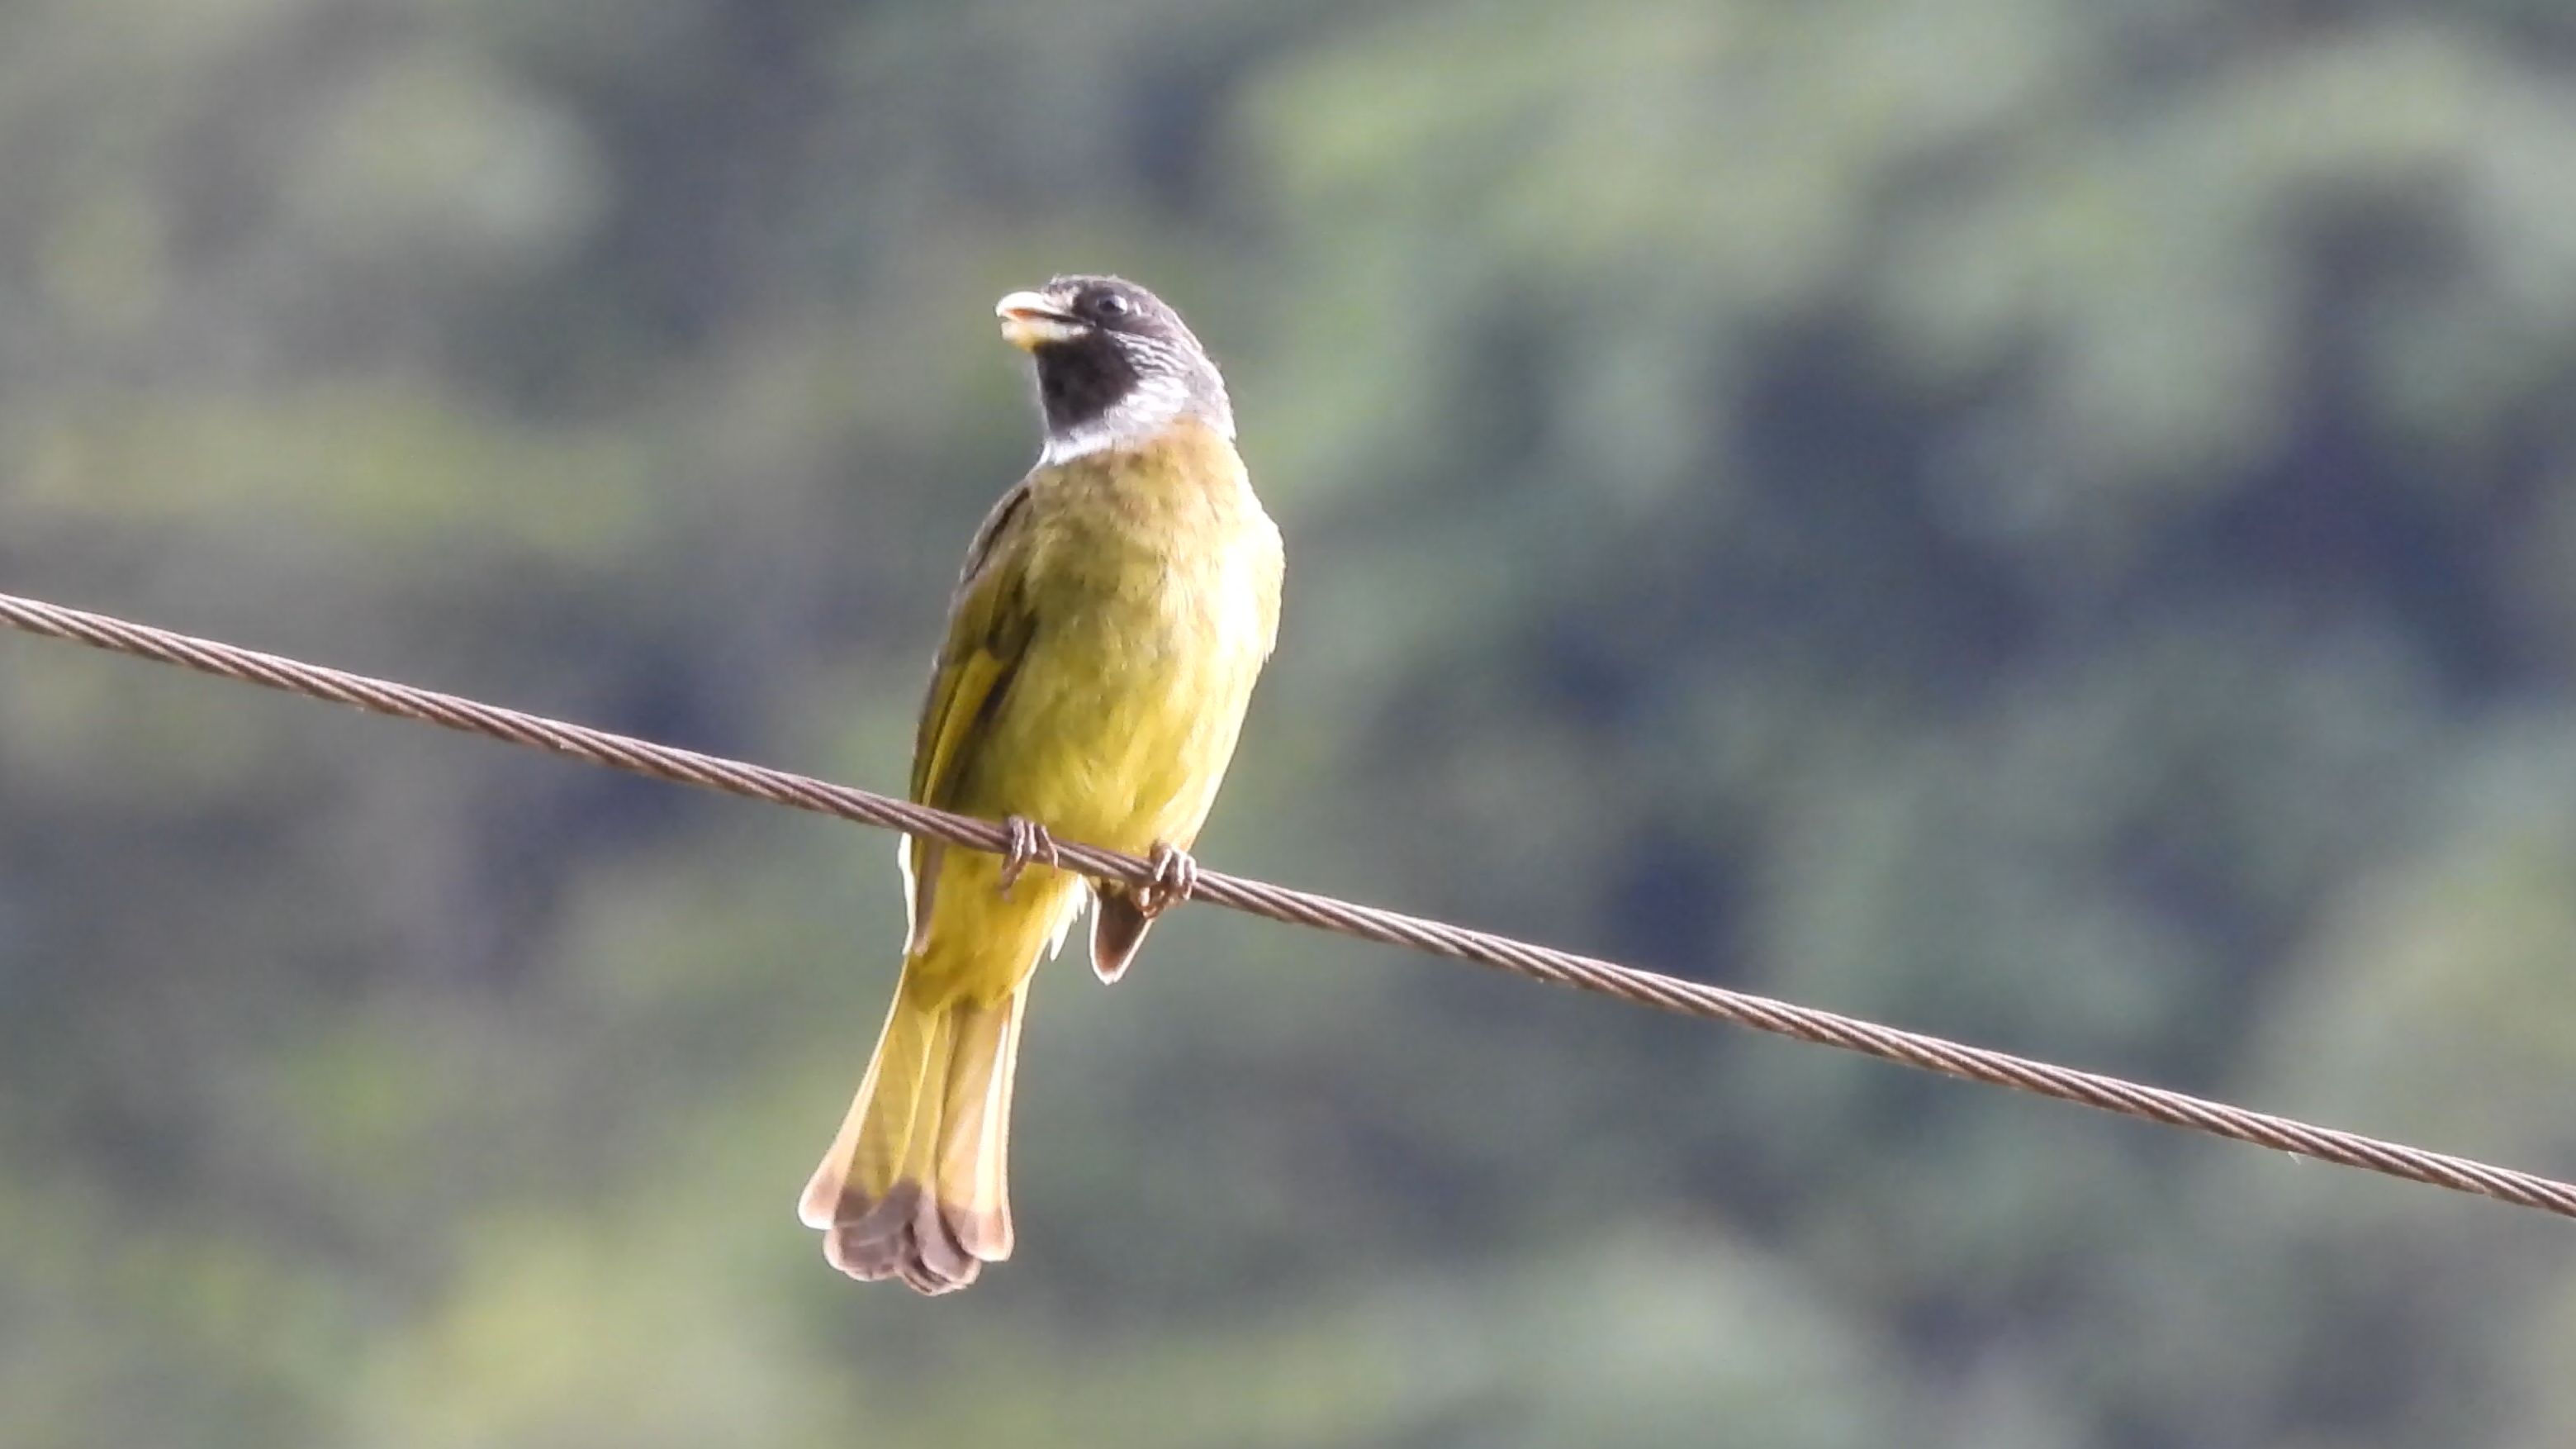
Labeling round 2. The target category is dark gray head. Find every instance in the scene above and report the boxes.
[996,274,1232,463]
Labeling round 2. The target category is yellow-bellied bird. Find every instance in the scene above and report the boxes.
[799,276,1284,1292]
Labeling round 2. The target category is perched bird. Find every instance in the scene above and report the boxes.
[798,275,1284,1292]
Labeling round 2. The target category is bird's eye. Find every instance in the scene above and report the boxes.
[1090,292,1133,320]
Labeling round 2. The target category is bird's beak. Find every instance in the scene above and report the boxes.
[996,290,1084,350]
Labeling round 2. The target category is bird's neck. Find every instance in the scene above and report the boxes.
[1037,350,1232,466]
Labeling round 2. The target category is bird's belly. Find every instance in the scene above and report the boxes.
[966,576,1265,854]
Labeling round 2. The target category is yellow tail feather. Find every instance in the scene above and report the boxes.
[800,968,1034,1293]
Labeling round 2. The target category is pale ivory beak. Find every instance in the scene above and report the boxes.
[996,290,1084,350]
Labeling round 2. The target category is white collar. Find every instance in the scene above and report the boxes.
[1038,373,1231,466]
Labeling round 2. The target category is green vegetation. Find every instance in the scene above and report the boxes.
[2,2,2574,1444]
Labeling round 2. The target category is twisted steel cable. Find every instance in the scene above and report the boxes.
[2,587,2571,1220]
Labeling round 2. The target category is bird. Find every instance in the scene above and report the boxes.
[797,275,1284,1292]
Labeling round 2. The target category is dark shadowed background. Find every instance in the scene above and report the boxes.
[2,2,2574,1446]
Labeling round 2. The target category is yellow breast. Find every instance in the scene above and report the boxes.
[974,420,1283,852]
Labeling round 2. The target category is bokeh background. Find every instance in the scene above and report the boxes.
[3,2,2575,1445]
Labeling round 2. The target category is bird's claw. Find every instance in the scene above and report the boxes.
[998,815,1060,899]
[1134,843,1200,921]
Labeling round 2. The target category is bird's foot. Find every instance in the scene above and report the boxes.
[1133,842,1200,920]
[997,815,1060,899]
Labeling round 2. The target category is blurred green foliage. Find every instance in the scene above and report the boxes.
[2,1,2574,1445]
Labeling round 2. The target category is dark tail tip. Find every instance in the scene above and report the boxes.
[820,1179,988,1294]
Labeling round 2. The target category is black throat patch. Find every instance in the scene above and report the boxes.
[1034,336,1142,440]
